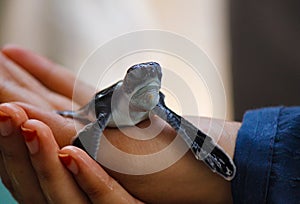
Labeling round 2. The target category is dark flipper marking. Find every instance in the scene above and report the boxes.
[73,112,111,160]
[152,92,236,180]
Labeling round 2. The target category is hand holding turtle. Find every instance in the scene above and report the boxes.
[0,103,143,203]
[0,45,241,203]
[0,46,143,203]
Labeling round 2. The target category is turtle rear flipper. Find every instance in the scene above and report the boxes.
[73,112,111,160]
[152,92,236,180]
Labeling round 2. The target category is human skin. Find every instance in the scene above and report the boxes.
[0,45,240,203]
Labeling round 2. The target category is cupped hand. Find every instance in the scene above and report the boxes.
[0,103,142,203]
[0,46,158,202]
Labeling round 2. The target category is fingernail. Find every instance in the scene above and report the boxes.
[21,126,39,154]
[59,153,79,175]
[0,110,13,136]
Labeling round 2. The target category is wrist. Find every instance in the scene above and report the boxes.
[102,116,241,203]
[187,116,241,159]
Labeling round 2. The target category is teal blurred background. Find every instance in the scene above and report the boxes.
[0,181,16,204]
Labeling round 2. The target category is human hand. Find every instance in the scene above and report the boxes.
[0,103,142,203]
[0,44,94,110]
[0,45,135,202]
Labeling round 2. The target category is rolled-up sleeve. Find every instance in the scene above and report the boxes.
[232,107,300,204]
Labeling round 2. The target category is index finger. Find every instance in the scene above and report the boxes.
[59,146,143,204]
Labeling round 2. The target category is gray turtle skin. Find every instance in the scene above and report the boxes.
[57,62,236,180]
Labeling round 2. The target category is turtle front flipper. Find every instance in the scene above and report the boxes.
[56,102,95,125]
[73,112,111,160]
[152,92,236,180]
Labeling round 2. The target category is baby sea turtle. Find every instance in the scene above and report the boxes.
[57,62,236,180]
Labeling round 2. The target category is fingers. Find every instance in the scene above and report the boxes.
[21,119,89,203]
[2,45,94,106]
[0,52,49,95]
[0,53,52,109]
[0,51,75,110]
[59,146,143,204]
[13,102,78,147]
[0,103,46,203]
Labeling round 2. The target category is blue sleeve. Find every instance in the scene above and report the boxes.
[232,107,300,204]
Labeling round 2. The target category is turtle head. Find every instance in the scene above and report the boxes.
[123,62,162,111]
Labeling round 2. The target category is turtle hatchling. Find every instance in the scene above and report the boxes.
[57,62,236,180]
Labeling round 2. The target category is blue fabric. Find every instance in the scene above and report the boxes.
[232,107,300,204]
